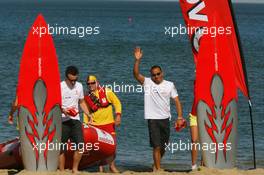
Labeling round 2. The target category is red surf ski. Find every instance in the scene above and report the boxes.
[17,14,62,171]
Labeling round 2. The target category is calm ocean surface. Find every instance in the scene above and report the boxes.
[0,1,263,171]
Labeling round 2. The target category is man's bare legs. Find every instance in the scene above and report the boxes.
[99,157,119,173]
[109,160,119,173]
[191,125,198,170]
[153,146,166,171]
[59,151,83,173]
[99,165,104,172]
[59,153,65,171]
[72,151,83,173]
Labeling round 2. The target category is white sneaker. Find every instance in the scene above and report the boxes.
[192,164,198,171]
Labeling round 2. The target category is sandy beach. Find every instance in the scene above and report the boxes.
[0,167,264,175]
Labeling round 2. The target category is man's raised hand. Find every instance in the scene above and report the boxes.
[134,47,143,60]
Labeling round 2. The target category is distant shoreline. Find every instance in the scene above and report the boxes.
[0,1,264,4]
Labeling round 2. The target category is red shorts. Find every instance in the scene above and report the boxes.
[93,123,116,136]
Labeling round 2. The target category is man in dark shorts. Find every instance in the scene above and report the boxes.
[148,119,170,150]
[133,47,184,172]
[59,66,92,173]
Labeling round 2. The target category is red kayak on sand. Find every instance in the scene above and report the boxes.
[0,125,116,170]
[0,138,22,169]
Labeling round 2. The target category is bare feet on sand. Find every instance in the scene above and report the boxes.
[99,166,104,172]
[72,169,80,174]
[110,165,120,173]
[152,164,165,172]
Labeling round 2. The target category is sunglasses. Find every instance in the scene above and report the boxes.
[67,77,78,83]
[87,81,96,85]
[151,72,161,77]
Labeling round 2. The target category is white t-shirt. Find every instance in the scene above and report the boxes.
[61,81,84,121]
[143,77,178,120]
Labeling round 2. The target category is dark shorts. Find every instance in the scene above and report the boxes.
[148,118,170,148]
[61,119,84,152]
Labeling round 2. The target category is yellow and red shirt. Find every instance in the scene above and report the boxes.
[84,88,122,126]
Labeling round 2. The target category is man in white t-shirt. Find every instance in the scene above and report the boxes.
[59,66,92,174]
[133,47,185,172]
